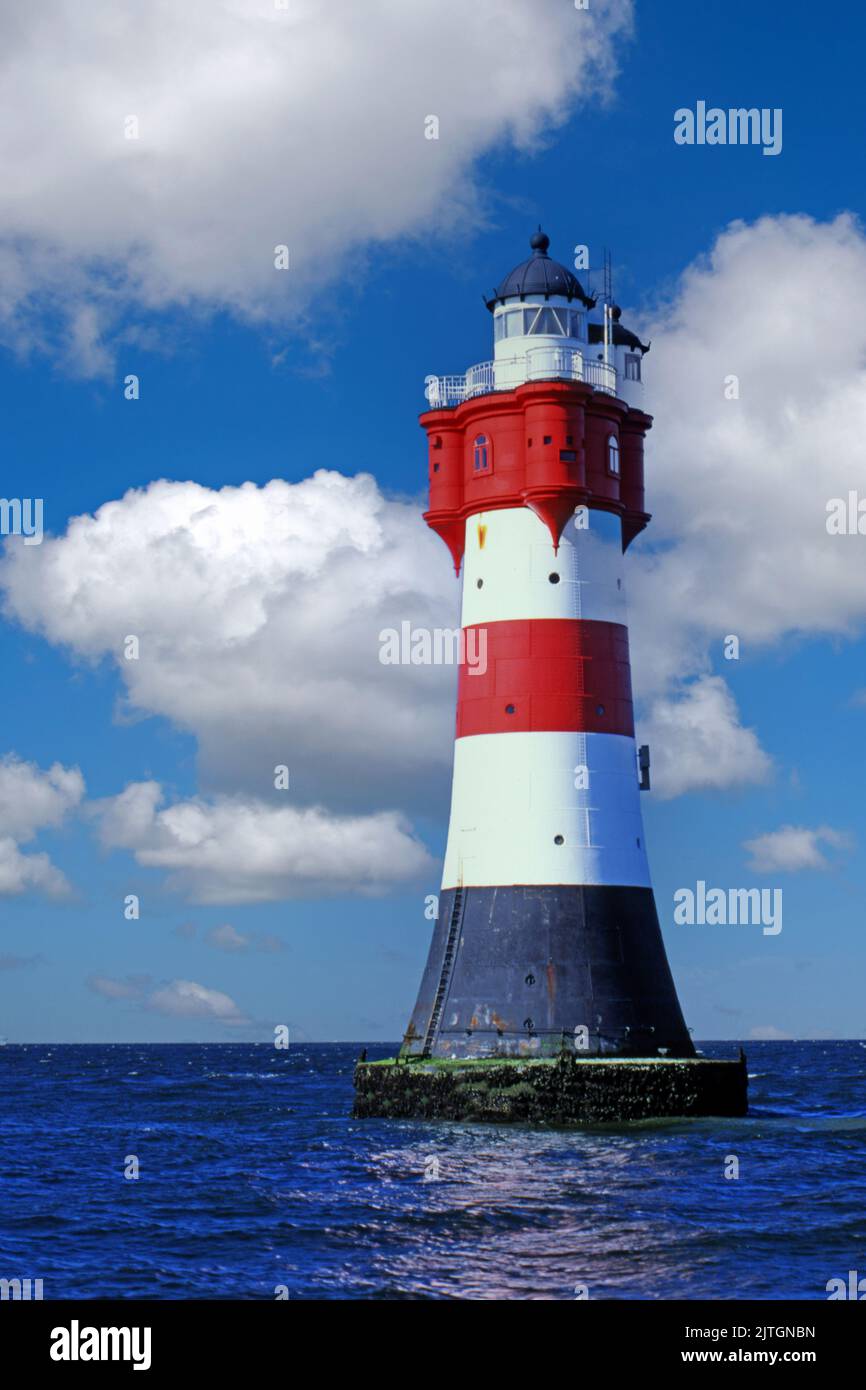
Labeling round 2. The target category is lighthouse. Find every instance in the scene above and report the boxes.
[354,231,747,1122]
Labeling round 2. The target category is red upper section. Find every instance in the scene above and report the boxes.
[421,380,652,571]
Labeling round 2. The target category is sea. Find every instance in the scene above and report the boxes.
[0,1040,863,1300]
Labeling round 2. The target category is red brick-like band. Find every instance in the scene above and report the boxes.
[456,618,634,738]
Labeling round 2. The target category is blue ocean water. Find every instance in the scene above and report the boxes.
[0,1041,863,1300]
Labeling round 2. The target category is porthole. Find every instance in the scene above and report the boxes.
[476,578,483,589]
[505,704,516,715]
[554,834,564,846]
[548,572,560,584]
[596,704,605,716]
[543,435,552,445]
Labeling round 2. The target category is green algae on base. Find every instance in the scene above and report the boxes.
[353,1052,748,1124]
[365,1054,725,1068]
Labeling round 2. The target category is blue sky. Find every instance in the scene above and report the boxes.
[0,0,864,1042]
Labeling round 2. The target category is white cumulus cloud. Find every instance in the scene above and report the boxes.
[146,979,247,1024]
[743,824,854,874]
[640,677,772,800]
[0,754,84,841]
[630,212,866,794]
[93,779,433,903]
[0,754,84,897]
[0,839,71,899]
[88,971,247,1024]
[0,0,632,371]
[205,924,250,952]
[1,471,457,815]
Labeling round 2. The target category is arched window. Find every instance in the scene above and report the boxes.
[607,434,620,475]
[473,434,491,474]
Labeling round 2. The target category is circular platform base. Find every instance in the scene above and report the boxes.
[352,1053,748,1125]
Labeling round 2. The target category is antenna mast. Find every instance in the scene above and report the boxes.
[603,247,612,305]
[601,248,614,367]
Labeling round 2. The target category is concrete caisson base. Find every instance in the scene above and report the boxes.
[353,1054,748,1125]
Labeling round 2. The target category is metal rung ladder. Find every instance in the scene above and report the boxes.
[422,887,465,1057]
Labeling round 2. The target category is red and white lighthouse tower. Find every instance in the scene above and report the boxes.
[402,231,694,1062]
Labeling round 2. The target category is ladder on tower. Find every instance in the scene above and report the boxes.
[422,887,465,1057]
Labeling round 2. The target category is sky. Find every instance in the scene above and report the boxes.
[0,0,864,1044]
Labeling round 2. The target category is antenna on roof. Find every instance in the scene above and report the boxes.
[603,247,612,305]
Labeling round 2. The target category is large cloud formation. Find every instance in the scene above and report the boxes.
[0,0,632,372]
[2,471,456,816]
[629,212,866,794]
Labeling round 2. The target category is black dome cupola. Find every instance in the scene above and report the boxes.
[485,228,595,311]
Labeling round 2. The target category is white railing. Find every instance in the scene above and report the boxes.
[465,360,496,397]
[584,359,618,394]
[423,374,471,408]
[424,346,617,407]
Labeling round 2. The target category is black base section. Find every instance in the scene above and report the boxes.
[353,1055,748,1124]
[402,885,694,1059]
